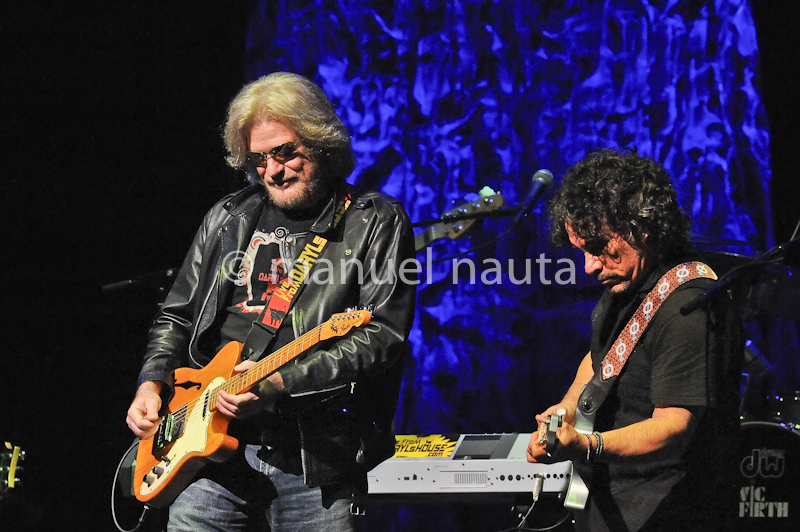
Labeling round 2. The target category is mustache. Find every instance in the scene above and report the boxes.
[267,173,296,186]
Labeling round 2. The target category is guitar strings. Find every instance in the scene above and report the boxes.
[142,312,365,502]
[223,311,361,397]
[171,313,361,440]
[182,322,325,428]
[209,324,323,409]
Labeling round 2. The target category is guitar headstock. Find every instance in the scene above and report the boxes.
[415,192,506,251]
[320,308,373,341]
[537,408,566,457]
[442,193,505,240]
[1,442,24,492]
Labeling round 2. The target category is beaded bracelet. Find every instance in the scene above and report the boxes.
[593,431,604,461]
[584,433,594,463]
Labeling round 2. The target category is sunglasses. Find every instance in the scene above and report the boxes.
[582,236,611,257]
[246,142,300,167]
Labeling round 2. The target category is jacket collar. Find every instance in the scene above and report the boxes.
[309,183,358,234]
[223,182,356,235]
[223,184,268,216]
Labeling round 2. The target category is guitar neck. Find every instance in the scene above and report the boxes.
[415,225,448,251]
[207,321,326,410]
[413,193,505,252]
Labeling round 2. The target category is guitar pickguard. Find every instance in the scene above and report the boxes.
[138,377,225,499]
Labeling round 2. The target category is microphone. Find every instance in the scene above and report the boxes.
[514,169,554,224]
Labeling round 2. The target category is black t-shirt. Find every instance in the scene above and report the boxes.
[578,256,743,532]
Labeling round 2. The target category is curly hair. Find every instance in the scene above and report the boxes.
[223,72,355,181]
[549,148,691,261]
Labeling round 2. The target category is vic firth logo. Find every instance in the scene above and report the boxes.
[741,447,785,479]
[740,486,789,518]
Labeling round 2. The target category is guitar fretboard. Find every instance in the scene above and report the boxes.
[207,322,326,411]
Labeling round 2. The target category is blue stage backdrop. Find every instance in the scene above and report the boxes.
[244,0,778,440]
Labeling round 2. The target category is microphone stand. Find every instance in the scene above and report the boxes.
[680,233,800,315]
[102,268,179,295]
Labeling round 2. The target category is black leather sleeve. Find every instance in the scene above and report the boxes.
[279,193,417,396]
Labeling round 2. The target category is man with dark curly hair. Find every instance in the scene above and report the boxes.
[526,148,743,531]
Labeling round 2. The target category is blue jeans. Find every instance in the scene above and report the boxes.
[168,445,357,532]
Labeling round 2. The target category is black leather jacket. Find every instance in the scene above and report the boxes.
[137,183,416,486]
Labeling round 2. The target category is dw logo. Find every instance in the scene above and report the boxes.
[740,448,785,479]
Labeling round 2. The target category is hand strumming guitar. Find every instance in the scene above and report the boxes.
[126,381,163,439]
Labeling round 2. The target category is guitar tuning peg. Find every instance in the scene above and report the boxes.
[478,186,497,198]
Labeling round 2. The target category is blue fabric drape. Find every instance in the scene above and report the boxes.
[241,2,783,515]
[243,0,782,528]
[245,0,772,431]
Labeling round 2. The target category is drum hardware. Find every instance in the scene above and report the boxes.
[765,392,800,431]
[739,340,776,422]
[689,231,800,320]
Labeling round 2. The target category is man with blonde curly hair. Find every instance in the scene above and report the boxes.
[126,72,415,532]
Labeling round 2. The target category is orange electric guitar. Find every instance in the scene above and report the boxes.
[134,308,372,507]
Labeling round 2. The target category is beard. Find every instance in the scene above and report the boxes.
[608,279,634,295]
[264,168,335,211]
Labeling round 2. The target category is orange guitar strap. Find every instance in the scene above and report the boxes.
[240,194,352,362]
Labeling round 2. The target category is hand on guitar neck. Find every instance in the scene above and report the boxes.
[215,361,284,419]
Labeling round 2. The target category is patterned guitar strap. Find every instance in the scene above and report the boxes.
[578,261,718,420]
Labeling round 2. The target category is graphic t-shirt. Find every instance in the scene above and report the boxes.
[218,204,320,354]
